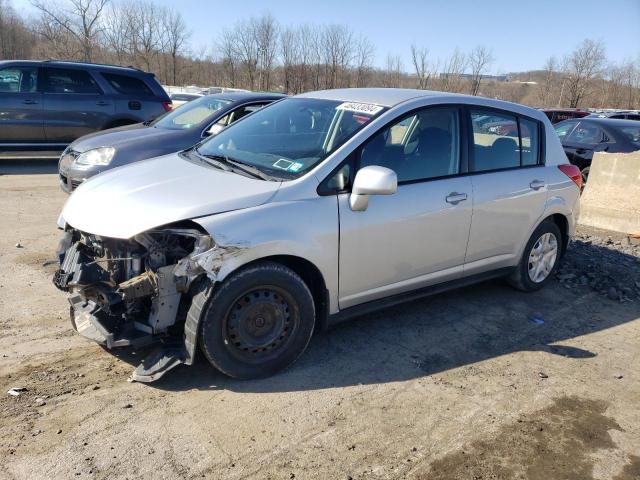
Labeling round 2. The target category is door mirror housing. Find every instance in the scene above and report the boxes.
[349,165,397,211]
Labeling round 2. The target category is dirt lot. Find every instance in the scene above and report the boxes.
[1,160,639,480]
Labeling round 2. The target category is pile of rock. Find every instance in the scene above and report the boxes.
[556,231,640,302]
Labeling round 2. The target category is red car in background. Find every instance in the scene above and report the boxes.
[540,108,590,124]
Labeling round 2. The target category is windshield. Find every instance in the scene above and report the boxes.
[154,96,232,130]
[196,97,386,178]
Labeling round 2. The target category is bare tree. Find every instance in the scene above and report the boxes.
[563,39,606,108]
[0,0,35,59]
[254,14,278,91]
[127,0,164,72]
[410,44,431,89]
[162,8,190,85]
[440,48,466,92]
[354,35,375,87]
[537,56,559,106]
[467,45,493,95]
[31,0,108,62]
[322,24,354,88]
[217,29,239,87]
[383,53,403,87]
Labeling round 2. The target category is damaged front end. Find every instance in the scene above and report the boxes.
[53,224,221,382]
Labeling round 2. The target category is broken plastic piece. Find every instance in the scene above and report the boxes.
[129,346,187,383]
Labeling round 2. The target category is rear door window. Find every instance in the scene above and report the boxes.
[101,73,153,95]
[43,68,101,94]
[470,110,542,171]
[471,110,520,171]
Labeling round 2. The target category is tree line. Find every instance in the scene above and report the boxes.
[1,0,639,109]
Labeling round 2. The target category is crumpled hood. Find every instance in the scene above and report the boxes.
[61,153,281,239]
[70,124,183,153]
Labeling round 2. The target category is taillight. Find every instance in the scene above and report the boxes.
[558,164,582,190]
[162,102,173,112]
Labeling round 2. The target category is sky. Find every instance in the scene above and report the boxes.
[12,0,640,73]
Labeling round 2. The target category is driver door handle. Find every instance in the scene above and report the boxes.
[96,101,110,106]
[445,192,468,204]
[529,180,546,190]
[22,99,38,105]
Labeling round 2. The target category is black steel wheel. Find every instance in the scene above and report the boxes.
[223,286,298,363]
[199,262,315,379]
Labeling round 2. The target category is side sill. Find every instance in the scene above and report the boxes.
[326,267,515,327]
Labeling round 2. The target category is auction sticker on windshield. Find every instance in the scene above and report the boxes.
[336,102,384,115]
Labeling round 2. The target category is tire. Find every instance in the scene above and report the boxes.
[507,220,562,292]
[581,167,590,191]
[198,261,315,379]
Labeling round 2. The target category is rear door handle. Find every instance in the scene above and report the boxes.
[529,180,546,190]
[445,192,468,205]
[575,148,587,154]
[96,101,110,106]
[22,99,38,105]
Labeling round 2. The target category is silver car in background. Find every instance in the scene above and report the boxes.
[53,88,581,382]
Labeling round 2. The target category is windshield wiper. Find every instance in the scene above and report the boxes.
[200,153,277,181]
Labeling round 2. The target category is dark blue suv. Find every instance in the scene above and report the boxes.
[0,60,171,150]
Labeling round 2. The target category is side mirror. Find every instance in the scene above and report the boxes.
[349,166,397,211]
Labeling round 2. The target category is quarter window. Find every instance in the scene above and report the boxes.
[519,118,540,166]
[102,73,152,95]
[359,107,460,182]
[0,67,37,93]
[43,68,101,94]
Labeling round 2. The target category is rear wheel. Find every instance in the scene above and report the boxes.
[199,262,315,379]
[581,166,590,190]
[508,220,561,292]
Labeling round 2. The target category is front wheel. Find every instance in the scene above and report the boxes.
[199,262,315,379]
[507,221,562,292]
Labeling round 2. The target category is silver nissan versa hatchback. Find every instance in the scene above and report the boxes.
[53,88,581,382]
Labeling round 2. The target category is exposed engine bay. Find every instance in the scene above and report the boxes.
[53,225,220,382]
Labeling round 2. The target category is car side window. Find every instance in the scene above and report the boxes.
[471,110,520,171]
[359,107,460,183]
[101,73,152,95]
[0,67,37,93]
[566,122,602,144]
[519,118,540,166]
[554,121,577,139]
[43,68,101,94]
[231,103,269,123]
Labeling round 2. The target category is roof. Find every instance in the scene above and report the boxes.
[295,88,546,122]
[0,59,147,74]
[297,88,451,107]
[540,108,588,113]
[212,91,287,102]
[575,117,640,127]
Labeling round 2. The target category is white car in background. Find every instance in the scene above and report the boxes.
[169,92,204,108]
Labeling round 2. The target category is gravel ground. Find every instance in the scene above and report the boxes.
[1,162,639,480]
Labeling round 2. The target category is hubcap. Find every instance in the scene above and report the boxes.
[527,232,558,283]
[224,287,295,361]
